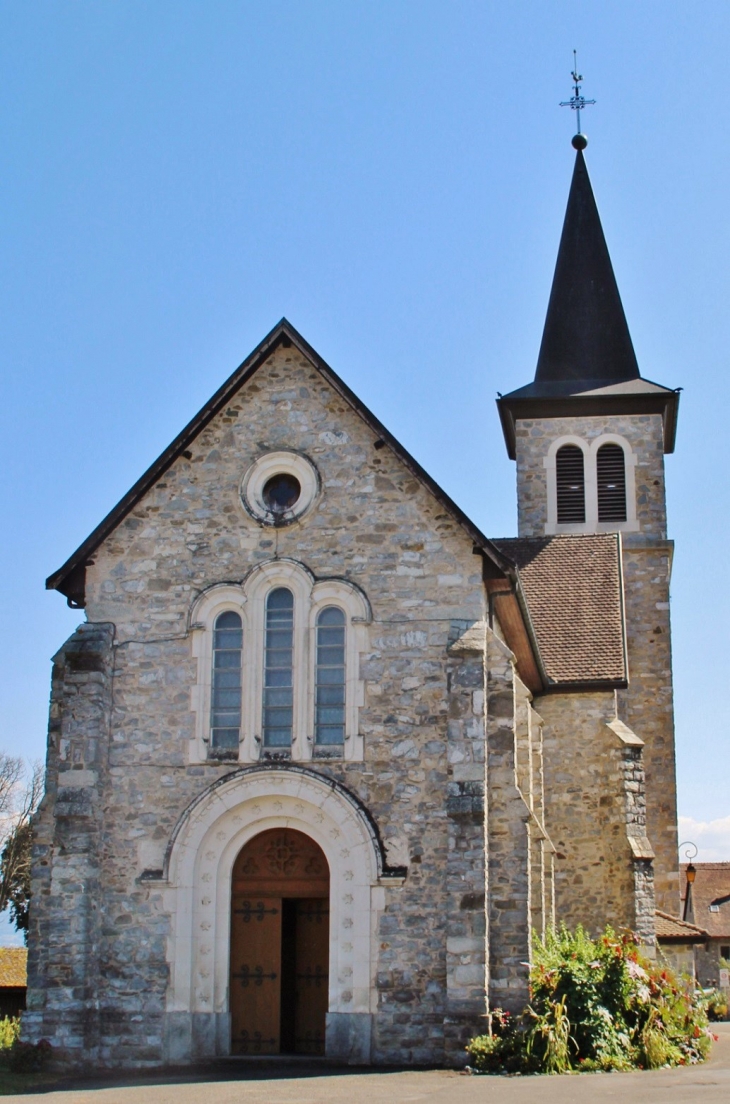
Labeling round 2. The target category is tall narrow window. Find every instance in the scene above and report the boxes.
[315,607,346,746]
[211,611,242,750]
[263,587,294,747]
[597,443,627,522]
[556,445,586,523]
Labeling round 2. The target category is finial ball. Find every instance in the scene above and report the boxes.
[572,133,588,151]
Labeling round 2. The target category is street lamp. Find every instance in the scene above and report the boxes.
[679,841,698,921]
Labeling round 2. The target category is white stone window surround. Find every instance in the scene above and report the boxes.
[160,767,390,1049]
[544,433,639,535]
[240,450,320,526]
[189,559,369,764]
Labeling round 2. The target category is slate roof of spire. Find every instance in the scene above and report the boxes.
[534,149,639,386]
[497,147,680,458]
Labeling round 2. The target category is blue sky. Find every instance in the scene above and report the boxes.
[1,0,729,928]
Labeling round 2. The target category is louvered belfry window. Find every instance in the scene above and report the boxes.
[556,445,586,523]
[597,443,627,522]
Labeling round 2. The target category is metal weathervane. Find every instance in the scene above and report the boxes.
[560,50,596,144]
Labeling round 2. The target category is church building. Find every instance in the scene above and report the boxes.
[26,135,681,1067]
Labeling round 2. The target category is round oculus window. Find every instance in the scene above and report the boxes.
[263,473,301,514]
[240,450,320,526]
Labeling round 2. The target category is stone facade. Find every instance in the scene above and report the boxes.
[27,328,676,1068]
[28,345,538,1067]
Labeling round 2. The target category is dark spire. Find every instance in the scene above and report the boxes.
[535,148,640,384]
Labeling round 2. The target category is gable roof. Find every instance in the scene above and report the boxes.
[681,863,730,939]
[492,534,627,688]
[0,947,27,988]
[47,318,516,607]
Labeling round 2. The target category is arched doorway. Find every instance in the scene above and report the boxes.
[230,827,330,1056]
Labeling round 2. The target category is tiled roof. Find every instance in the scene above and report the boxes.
[493,534,626,685]
[0,947,27,988]
[681,863,730,939]
[655,910,708,942]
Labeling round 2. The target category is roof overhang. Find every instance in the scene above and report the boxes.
[47,318,518,608]
[497,384,680,460]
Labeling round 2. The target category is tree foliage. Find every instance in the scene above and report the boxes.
[0,756,43,937]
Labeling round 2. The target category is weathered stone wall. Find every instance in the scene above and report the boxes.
[514,413,668,540]
[618,541,678,914]
[694,940,728,989]
[25,623,115,1062]
[31,346,507,1068]
[538,692,638,933]
[514,412,679,916]
[484,635,551,1015]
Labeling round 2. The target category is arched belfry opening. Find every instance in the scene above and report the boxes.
[230,828,330,1056]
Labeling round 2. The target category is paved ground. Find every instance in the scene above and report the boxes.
[6,1023,730,1103]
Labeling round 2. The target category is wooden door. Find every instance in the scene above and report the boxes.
[294,898,329,1055]
[230,896,281,1055]
[230,829,330,1055]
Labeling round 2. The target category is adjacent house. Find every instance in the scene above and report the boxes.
[682,863,730,989]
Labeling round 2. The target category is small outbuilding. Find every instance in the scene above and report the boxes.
[0,947,27,1020]
[655,910,708,980]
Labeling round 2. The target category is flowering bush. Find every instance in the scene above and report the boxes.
[466,925,714,1074]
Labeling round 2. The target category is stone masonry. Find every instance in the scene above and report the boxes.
[28,328,676,1069]
[514,413,679,916]
[28,345,539,1067]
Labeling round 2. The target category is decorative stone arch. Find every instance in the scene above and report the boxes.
[544,433,639,534]
[161,765,393,1063]
[188,560,371,763]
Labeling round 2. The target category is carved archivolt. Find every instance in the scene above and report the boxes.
[162,767,385,1030]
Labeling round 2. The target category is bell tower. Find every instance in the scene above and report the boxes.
[497,133,681,913]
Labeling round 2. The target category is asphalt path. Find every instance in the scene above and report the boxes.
[7,1023,730,1103]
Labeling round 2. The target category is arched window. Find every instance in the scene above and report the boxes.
[211,611,242,750]
[315,607,346,746]
[556,445,585,523]
[597,443,627,522]
[263,587,294,747]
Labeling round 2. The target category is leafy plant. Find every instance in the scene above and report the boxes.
[4,1038,52,1073]
[704,989,728,1022]
[525,994,572,1073]
[467,924,714,1075]
[0,1017,20,1051]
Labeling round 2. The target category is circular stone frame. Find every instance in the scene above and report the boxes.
[240,450,320,526]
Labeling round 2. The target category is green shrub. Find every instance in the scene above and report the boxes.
[705,989,728,1022]
[5,1038,52,1073]
[467,924,714,1075]
[0,1017,20,1051]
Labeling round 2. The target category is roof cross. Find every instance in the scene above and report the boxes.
[559,50,596,141]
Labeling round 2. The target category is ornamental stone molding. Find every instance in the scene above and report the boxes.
[159,765,392,1057]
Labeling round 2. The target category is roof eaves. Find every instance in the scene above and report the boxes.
[47,318,515,604]
[496,386,680,459]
